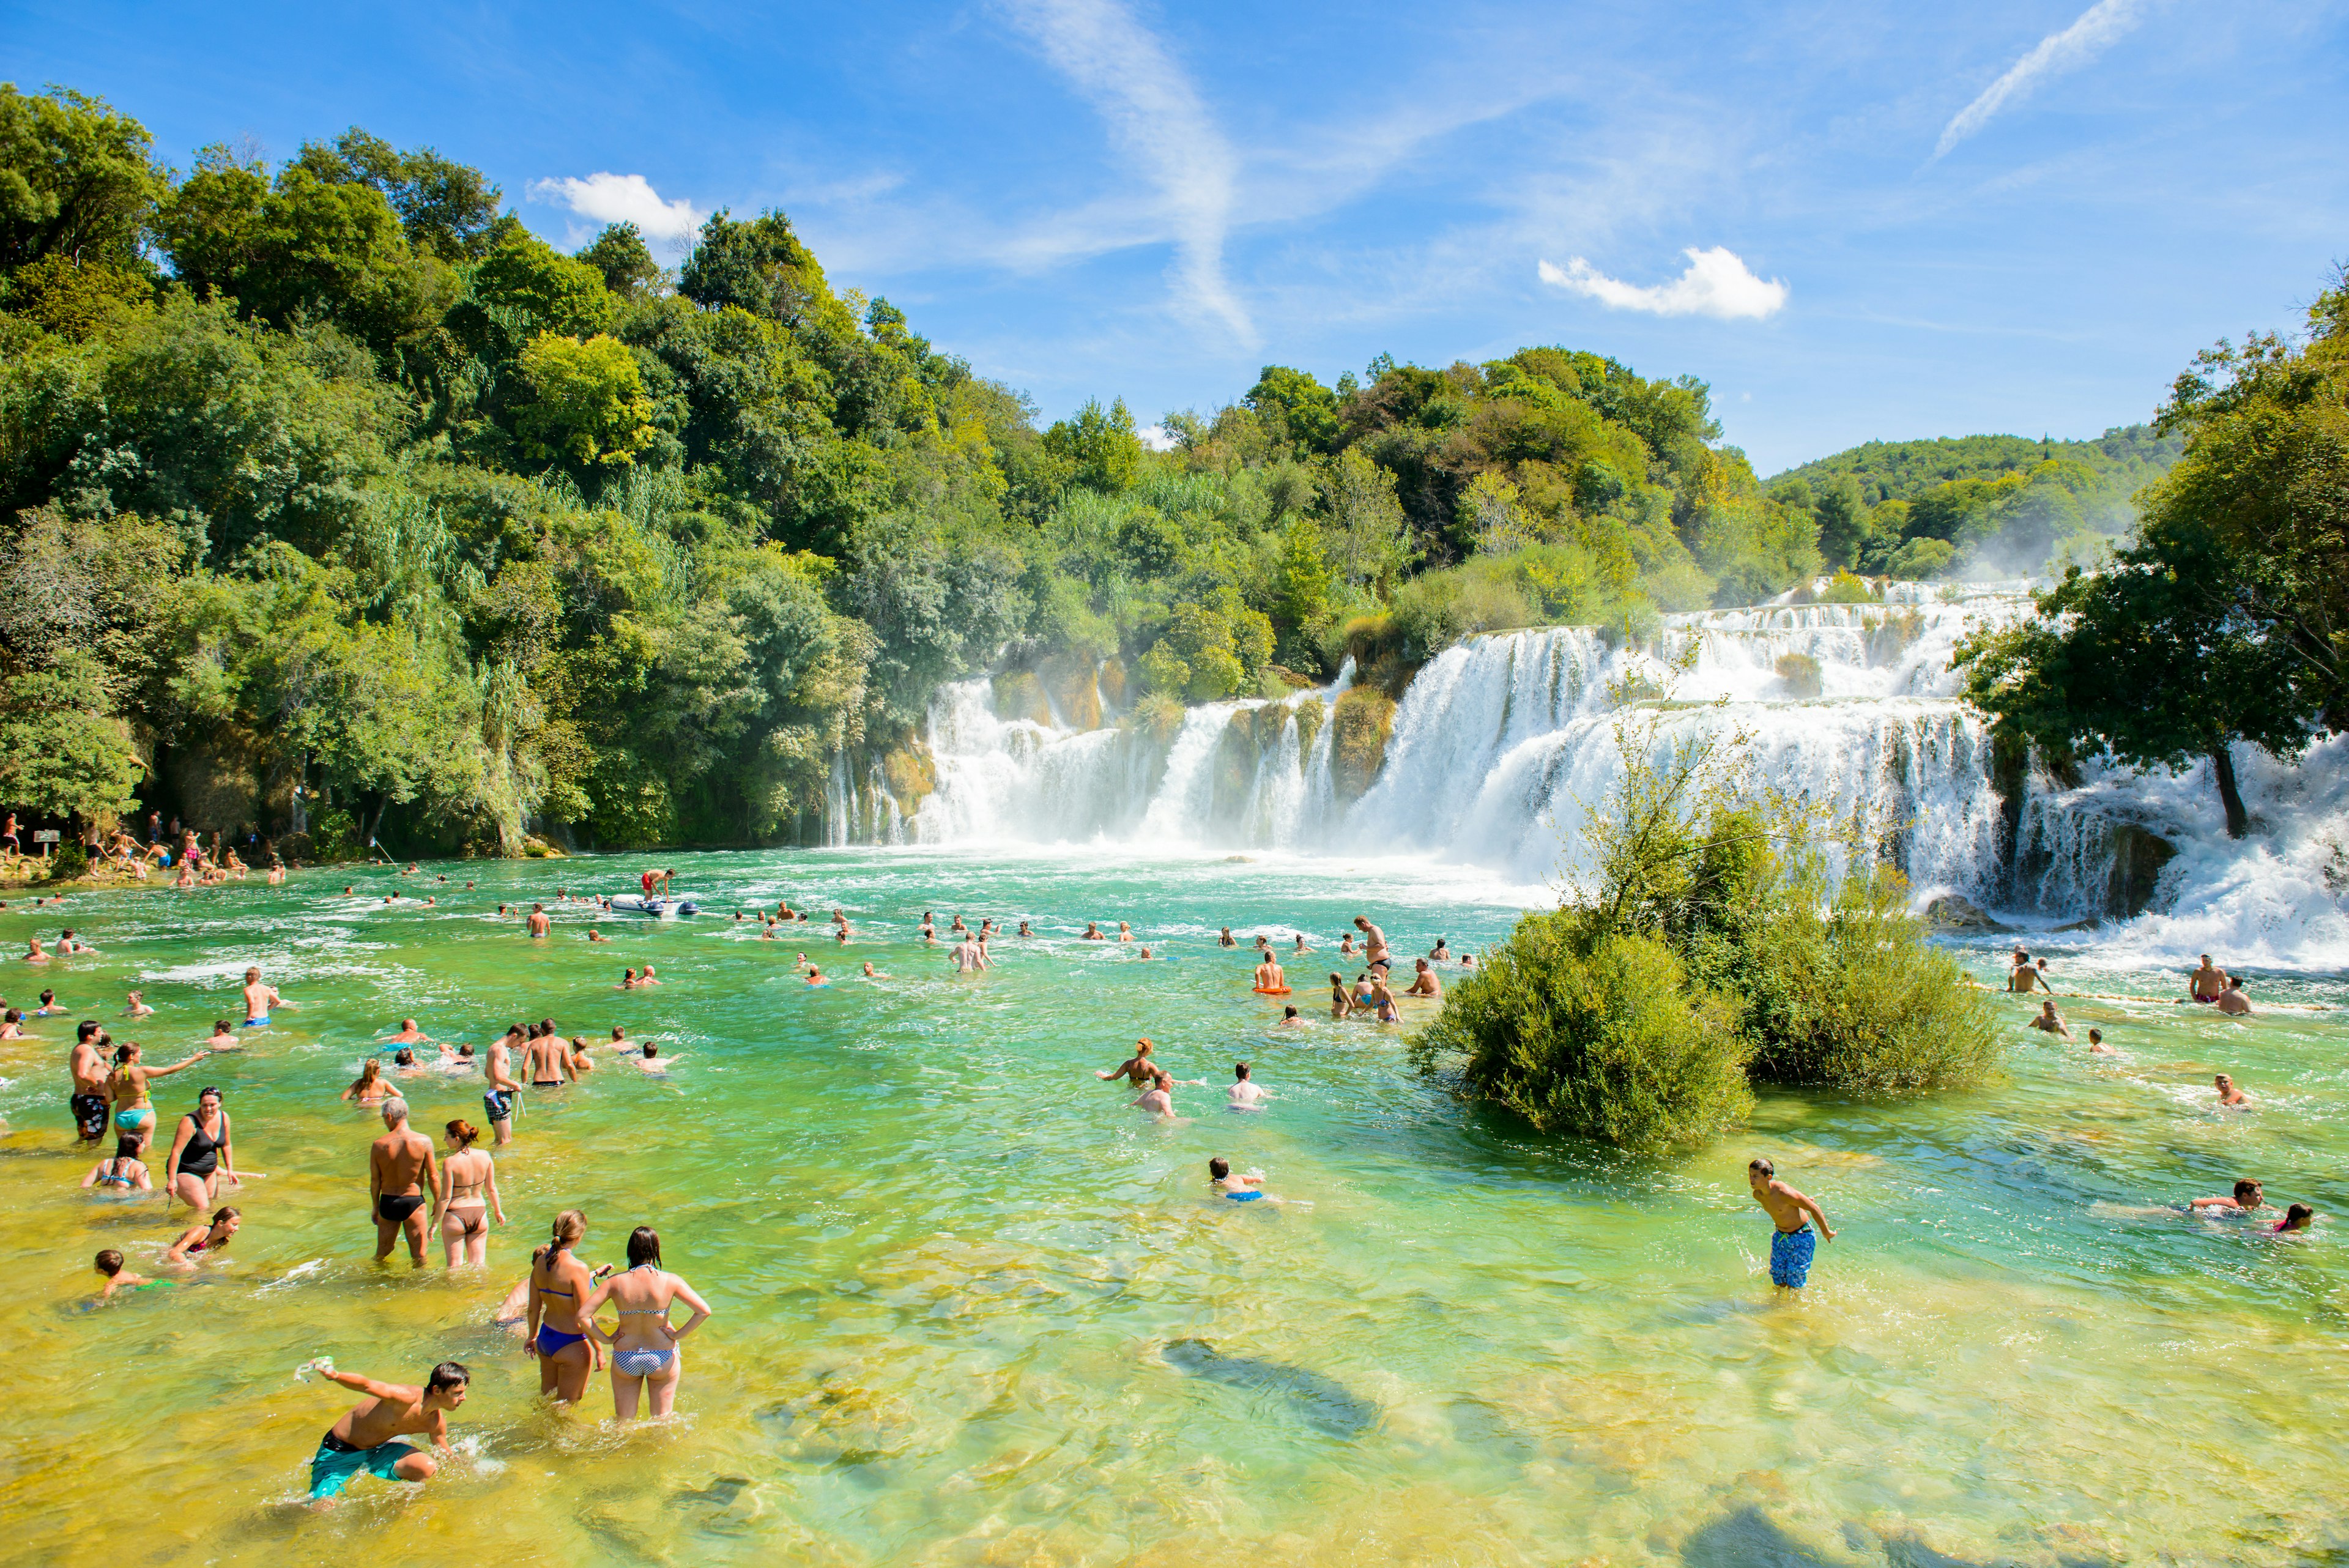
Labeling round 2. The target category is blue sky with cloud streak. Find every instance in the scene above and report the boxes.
[7,0,2345,471]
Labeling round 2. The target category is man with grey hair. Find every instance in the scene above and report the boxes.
[368,1097,437,1267]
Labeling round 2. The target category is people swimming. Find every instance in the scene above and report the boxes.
[241,965,281,1026]
[1133,1068,1176,1118]
[1226,1062,1270,1109]
[1082,922,1104,941]
[165,1205,242,1266]
[1208,1156,1280,1203]
[93,1249,158,1297]
[1405,958,1442,997]
[581,1224,713,1421]
[81,1135,152,1192]
[2214,1073,2249,1107]
[2028,1001,2074,1040]
[1097,1039,1157,1085]
[2216,977,2253,1016]
[2007,949,2044,993]
[1218,927,1236,948]
[343,1057,394,1104]
[300,1359,470,1509]
[1327,972,1354,1019]
[2274,1203,2316,1233]
[1748,1157,1835,1294]
[2190,1178,2267,1214]
[1253,954,1286,994]
[1277,1005,1305,1027]
[2087,1027,2116,1055]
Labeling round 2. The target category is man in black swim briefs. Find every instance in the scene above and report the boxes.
[70,1020,111,1142]
[368,1098,438,1267]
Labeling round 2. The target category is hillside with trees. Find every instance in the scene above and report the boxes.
[1764,426,2181,580]
[0,83,1834,856]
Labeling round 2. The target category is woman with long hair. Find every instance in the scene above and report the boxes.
[435,1120,503,1268]
[341,1057,392,1105]
[584,1226,713,1421]
[165,1206,240,1266]
[162,1085,237,1211]
[107,1041,209,1155]
[81,1135,152,1193]
[527,1210,601,1403]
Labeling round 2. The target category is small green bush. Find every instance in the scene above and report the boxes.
[1774,652,1823,697]
[1818,570,1880,604]
[309,807,363,861]
[46,841,91,881]
[1411,911,1754,1152]
[1329,685,1395,800]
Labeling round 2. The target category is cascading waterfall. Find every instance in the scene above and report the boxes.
[829,585,2349,968]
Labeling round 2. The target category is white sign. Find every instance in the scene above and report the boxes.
[32,830,59,844]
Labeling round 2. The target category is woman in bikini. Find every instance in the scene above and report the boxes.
[165,1205,240,1266]
[108,1041,209,1156]
[81,1135,152,1192]
[341,1057,393,1105]
[436,1120,503,1268]
[583,1225,714,1421]
[162,1085,236,1211]
[527,1210,602,1403]
[1327,972,1354,1020]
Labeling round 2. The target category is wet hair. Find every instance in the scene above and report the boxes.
[1234,1063,1251,1079]
[2281,1203,2315,1230]
[2234,1178,2262,1200]
[610,1026,625,1041]
[1134,1038,1153,1055]
[113,1042,140,1065]
[2,1009,17,1025]
[446,1119,479,1148]
[352,1058,383,1090]
[78,1020,101,1042]
[1749,1157,1775,1177]
[456,1042,474,1058]
[1329,972,1344,986]
[95,1249,124,1276]
[1283,1006,1299,1019]
[1209,1157,1231,1179]
[626,1226,662,1268]
[213,1020,232,1035]
[643,1044,659,1058]
[393,1049,415,1066]
[197,1085,221,1104]
[210,1205,239,1227]
[427,1361,470,1393]
[2088,1028,2103,1042]
[381,1097,409,1123]
[114,1136,141,1161]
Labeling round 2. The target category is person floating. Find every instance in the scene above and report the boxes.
[1253,953,1288,994]
[1748,1157,1835,1294]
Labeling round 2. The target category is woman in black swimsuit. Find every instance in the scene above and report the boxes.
[163,1086,235,1211]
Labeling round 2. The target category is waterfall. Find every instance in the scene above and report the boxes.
[818,587,2349,969]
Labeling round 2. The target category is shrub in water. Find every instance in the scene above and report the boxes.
[1773,652,1823,699]
[1411,910,1753,1153]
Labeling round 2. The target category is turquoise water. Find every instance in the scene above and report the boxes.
[4,847,2346,1565]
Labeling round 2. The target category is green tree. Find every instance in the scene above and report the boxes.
[514,333,656,469]
[576,222,662,299]
[1243,365,1340,454]
[289,128,503,261]
[1042,398,1143,494]
[472,222,615,338]
[0,650,143,823]
[0,84,166,272]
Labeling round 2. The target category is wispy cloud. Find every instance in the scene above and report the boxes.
[1538,247,1789,320]
[1935,0,2156,158]
[528,173,706,251]
[997,0,1253,344]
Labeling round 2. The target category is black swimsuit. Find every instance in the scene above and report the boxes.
[178,1114,225,1180]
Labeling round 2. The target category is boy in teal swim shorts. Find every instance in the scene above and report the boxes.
[302,1360,468,1507]
[1748,1157,1835,1293]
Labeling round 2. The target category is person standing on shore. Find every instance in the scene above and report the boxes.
[1748,1157,1835,1295]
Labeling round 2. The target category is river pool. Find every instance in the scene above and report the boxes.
[3,847,2345,1566]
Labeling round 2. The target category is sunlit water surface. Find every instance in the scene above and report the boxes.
[4,847,2346,1566]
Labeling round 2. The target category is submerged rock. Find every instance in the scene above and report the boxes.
[1923,894,2004,932]
[1162,1339,1376,1437]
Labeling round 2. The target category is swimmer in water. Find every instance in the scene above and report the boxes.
[241,966,281,1026]
[2190,1178,2266,1214]
[527,904,551,938]
[1277,1005,1305,1027]
[1254,954,1286,992]
[806,967,828,986]
[619,968,639,990]
[606,1026,635,1052]
[386,1019,429,1046]
[861,960,886,978]
[1405,958,1442,998]
[951,935,988,973]
[300,1360,469,1509]
[2214,1073,2249,1107]
[1292,933,1310,954]
[2028,1001,2074,1040]
[633,1044,680,1075]
[2007,951,2043,994]
[1134,1068,1177,1118]
[124,990,154,1019]
[2274,1203,2315,1233]
[587,929,610,943]
[1138,946,1155,960]
[1370,973,1401,1022]
[1748,1157,1834,1295]
[2087,1028,2116,1054]
[1082,923,1104,941]
[343,1058,394,1105]
[1097,1039,1157,1085]
[1017,921,1033,937]
[94,1249,155,1297]
[1208,1156,1273,1202]
[165,1205,241,1266]
[83,1135,153,1192]
[1218,927,1236,948]
[1226,1062,1270,1109]
[639,965,661,987]
[2216,977,2253,1016]
[1327,972,1354,1019]
[1117,922,1132,943]
[2188,953,2225,1003]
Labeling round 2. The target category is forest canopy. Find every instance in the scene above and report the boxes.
[0,83,1907,853]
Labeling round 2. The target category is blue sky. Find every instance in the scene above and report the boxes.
[9,0,2346,472]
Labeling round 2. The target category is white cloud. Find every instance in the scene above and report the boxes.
[527,173,706,249]
[1537,247,1788,320]
[999,0,1253,344]
[1935,0,2156,158]
[1137,423,1179,451]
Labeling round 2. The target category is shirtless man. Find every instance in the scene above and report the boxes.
[639,965,662,987]
[2086,1028,2116,1055]
[235,966,280,1028]
[2191,1178,2266,1214]
[1226,1062,1270,1109]
[861,960,888,979]
[2006,951,2043,994]
[805,967,828,987]
[483,1028,522,1145]
[1277,1005,1307,1027]
[1082,923,1104,941]
[2214,1073,2249,1107]
[951,936,989,973]
[1208,1156,1269,1200]
[1097,1039,1157,1085]
[1353,915,1390,974]
[1134,1068,1178,1118]
[69,1020,111,1142]
[2028,1000,2073,1040]
[385,1019,429,1046]
[1404,959,1443,998]
[2187,954,2226,1002]
[301,1361,469,1508]
[527,904,551,938]
[586,928,610,943]
[1116,921,1133,943]
[1253,953,1286,992]
[633,1043,681,1076]
[1748,1157,1835,1294]
[369,1099,438,1266]
[2216,978,2253,1016]
[522,1026,574,1090]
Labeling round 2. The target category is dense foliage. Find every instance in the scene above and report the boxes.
[1766,426,2180,580]
[1411,723,1999,1150]
[1956,270,2349,838]
[0,83,1838,853]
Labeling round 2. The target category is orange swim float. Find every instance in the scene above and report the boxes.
[1252,986,1293,996]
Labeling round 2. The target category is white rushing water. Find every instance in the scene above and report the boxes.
[839,583,2349,972]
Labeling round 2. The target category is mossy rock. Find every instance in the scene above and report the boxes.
[1041,654,1104,730]
[880,742,938,810]
[1096,656,1129,712]
[992,670,1052,726]
[1331,687,1397,801]
[1292,696,1325,756]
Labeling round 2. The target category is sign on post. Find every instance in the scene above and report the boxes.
[32,830,59,844]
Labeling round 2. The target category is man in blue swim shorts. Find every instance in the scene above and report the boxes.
[241,966,280,1027]
[1209,1156,1279,1203]
[1748,1157,1835,1293]
[302,1360,467,1508]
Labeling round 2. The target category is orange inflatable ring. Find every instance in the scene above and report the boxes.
[1253,986,1293,996]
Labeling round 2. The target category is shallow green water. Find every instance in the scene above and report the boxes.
[4,847,2346,1566]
